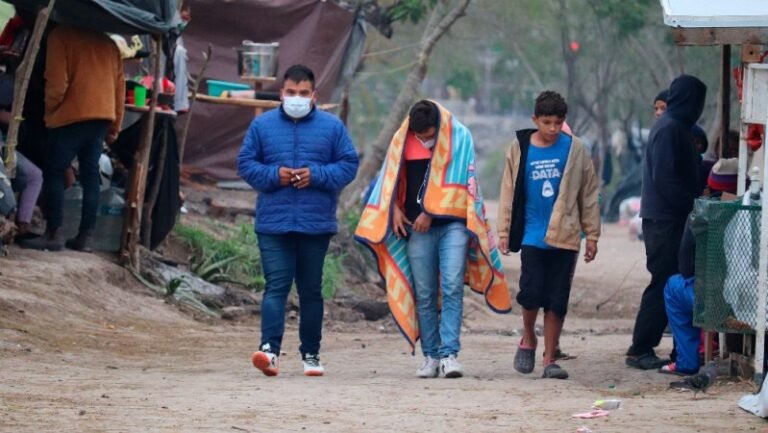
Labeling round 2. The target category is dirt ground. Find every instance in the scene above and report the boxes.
[0,220,765,432]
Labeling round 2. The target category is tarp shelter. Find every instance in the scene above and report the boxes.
[180,0,363,180]
[660,0,768,383]
[3,0,181,266]
[6,0,178,34]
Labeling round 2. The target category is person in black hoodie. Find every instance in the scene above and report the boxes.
[626,75,707,370]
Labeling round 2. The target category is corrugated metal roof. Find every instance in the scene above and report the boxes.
[661,0,768,28]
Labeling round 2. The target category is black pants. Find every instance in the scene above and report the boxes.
[627,218,685,356]
[518,246,578,317]
[45,120,110,231]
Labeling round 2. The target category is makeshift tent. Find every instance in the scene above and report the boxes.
[660,0,768,383]
[7,0,178,34]
[2,0,181,268]
[180,0,365,180]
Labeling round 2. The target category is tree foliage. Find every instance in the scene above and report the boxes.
[591,0,654,39]
[387,0,440,23]
[347,0,723,202]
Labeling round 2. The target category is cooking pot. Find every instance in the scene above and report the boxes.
[237,41,279,79]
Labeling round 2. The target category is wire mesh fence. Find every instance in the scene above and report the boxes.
[693,199,761,334]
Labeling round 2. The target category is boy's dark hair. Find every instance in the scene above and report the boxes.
[283,64,315,89]
[534,91,568,118]
[408,100,438,133]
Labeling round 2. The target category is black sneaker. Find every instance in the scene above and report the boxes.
[626,353,668,370]
[302,353,324,376]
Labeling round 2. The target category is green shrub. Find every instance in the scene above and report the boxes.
[175,222,345,299]
[174,223,265,291]
[322,253,345,300]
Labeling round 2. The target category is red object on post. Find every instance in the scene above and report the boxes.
[747,124,764,152]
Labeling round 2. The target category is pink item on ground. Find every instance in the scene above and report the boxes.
[572,409,610,419]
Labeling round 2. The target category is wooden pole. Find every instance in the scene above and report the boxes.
[120,35,163,271]
[178,44,212,164]
[141,119,168,248]
[719,44,731,157]
[755,105,768,385]
[3,0,55,176]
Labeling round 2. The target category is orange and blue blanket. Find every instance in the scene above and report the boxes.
[354,102,511,352]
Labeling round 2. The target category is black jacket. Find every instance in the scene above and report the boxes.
[508,129,534,252]
[640,75,706,221]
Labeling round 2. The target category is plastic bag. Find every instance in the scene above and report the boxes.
[739,375,768,417]
[618,196,641,225]
[723,197,759,326]
[0,156,16,217]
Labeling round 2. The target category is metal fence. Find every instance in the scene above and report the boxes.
[693,200,760,334]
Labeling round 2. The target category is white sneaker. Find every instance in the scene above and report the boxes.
[416,356,440,378]
[440,355,464,378]
[251,343,279,377]
[302,353,325,377]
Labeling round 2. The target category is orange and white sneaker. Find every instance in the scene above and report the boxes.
[251,344,279,377]
[302,353,324,377]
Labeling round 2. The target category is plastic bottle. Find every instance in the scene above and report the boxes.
[748,166,761,206]
[95,187,125,252]
[592,399,621,410]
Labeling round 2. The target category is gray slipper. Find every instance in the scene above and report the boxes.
[542,363,569,379]
[514,341,536,374]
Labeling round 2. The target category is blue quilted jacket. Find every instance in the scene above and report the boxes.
[237,106,359,234]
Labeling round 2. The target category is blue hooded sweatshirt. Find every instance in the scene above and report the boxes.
[640,74,706,221]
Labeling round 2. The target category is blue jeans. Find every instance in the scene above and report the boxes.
[45,120,110,231]
[407,221,469,358]
[257,232,331,355]
[664,274,700,374]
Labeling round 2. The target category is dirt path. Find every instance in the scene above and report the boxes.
[0,225,764,432]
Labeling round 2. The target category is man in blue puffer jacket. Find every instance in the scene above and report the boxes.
[238,64,359,378]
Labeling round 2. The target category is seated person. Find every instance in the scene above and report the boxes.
[692,125,712,195]
[706,158,738,198]
[0,108,43,239]
[10,151,42,238]
[659,175,735,375]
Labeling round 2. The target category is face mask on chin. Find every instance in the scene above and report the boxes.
[283,96,312,119]
[417,137,436,149]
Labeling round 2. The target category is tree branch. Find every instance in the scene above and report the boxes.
[340,0,471,211]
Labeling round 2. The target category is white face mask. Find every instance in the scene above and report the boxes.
[283,96,312,118]
[418,137,436,149]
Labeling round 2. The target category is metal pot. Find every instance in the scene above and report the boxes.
[237,41,279,79]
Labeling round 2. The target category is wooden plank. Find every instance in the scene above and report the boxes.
[240,76,277,83]
[196,94,280,108]
[672,27,768,46]
[742,44,765,63]
[125,104,177,117]
[195,94,338,110]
